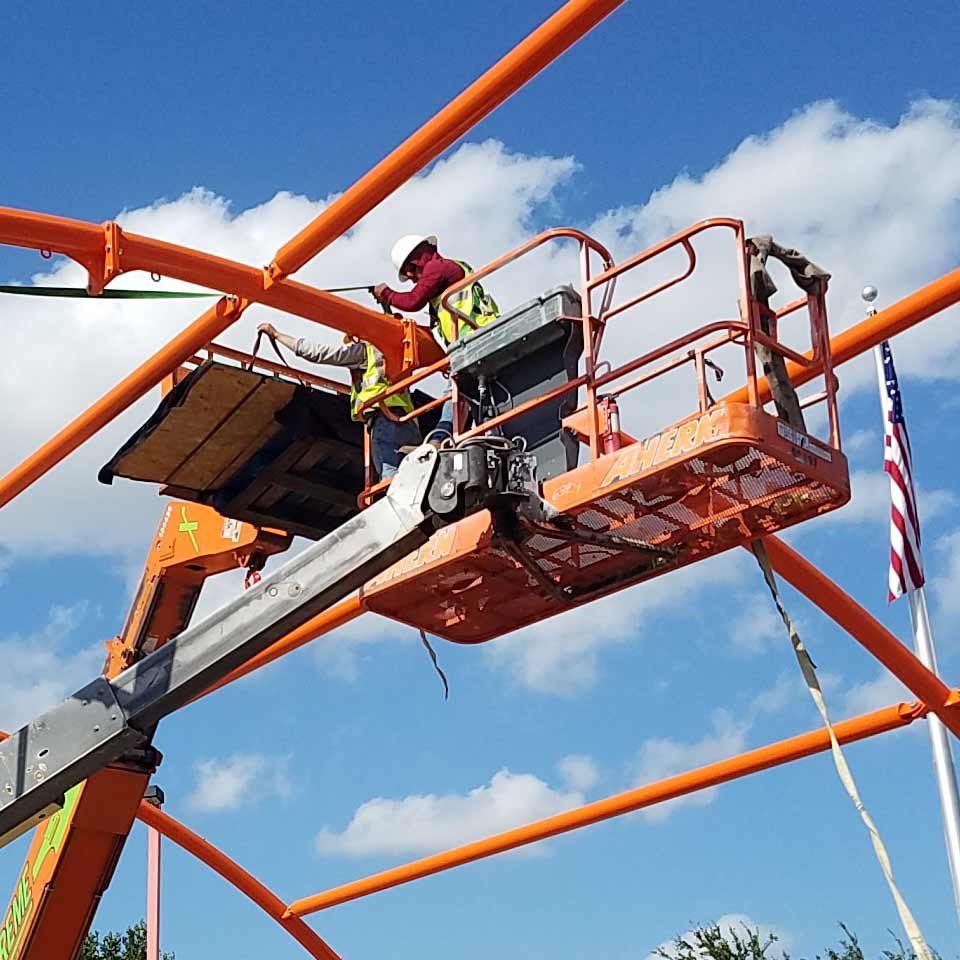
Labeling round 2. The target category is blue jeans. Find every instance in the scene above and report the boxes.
[371,414,421,479]
[431,398,456,442]
[430,398,473,443]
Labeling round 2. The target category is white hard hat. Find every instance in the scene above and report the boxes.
[391,234,437,282]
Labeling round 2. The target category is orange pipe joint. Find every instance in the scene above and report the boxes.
[284,701,921,918]
[265,0,626,283]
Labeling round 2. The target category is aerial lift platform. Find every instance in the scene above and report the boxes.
[98,219,850,645]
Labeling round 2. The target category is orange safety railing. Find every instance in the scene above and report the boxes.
[185,341,350,396]
[583,217,839,447]
[356,218,841,502]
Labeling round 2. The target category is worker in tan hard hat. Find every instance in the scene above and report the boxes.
[373,235,498,442]
[256,322,420,480]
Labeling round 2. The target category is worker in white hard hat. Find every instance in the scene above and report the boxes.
[373,235,498,442]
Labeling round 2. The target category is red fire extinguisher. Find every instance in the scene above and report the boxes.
[600,396,622,454]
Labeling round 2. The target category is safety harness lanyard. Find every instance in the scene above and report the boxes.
[418,629,449,701]
[248,331,308,387]
[751,540,934,960]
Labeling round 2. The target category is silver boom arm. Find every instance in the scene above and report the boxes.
[0,441,512,847]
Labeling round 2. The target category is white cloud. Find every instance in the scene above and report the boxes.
[0,141,576,564]
[310,611,412,683]
[8,100,960,564]
[187,752,292,813]
[558,754,599,792]
[484,551,745,696]
[631,710,750,823]
[648,913,791,960]
[315,768,583,857]
[842,670,911,717]
[7,99,960,702]
[728,595,786,657]
[624,673,803,825]
[843,429,879,458]
[0,603,103,732]
[932,529,960,639]
[587,99,960,440]
[749,671,802,717]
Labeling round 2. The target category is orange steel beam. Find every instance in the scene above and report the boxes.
[760,535,960,737]
[137,803,341,960]
[285,701,923,917]
[0,206,439,366]
[0,215,441,510]
[0,296,244,510]
[266,0,626,282]
[724,266,960,407]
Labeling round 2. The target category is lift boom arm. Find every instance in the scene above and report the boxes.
[0,506,292,960]
[0,440,524,847]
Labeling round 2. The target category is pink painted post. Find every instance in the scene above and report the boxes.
[144,786,165,960]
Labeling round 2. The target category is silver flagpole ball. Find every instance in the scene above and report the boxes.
[861,284,879,303]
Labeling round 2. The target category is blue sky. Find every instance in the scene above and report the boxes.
[2,2,960,958]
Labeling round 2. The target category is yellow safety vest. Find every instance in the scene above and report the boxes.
[430,260,499,347]
[350,342,415,422]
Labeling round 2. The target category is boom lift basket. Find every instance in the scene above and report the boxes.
[360,221,851,643]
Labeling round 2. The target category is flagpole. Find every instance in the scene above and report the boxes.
[908,586,960,920]
[867,286,960,921]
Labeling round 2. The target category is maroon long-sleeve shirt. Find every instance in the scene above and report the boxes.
[380,251,466,313]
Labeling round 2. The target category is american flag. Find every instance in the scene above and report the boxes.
[876,340,925,601]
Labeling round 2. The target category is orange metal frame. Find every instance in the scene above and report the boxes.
[2,0,960,955]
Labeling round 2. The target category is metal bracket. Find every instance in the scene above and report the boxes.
[401,318,420,373]
[262,260,284,290]
[87,220,124,296]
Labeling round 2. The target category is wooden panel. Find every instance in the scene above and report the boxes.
[169,379,295,489]
[108,365,297,487]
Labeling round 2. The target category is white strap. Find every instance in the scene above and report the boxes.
[752,540,933,960]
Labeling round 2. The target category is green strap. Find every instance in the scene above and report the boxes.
[0,285,217,299]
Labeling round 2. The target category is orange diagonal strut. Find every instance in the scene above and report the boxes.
[284,701,924,917]
[760,535,960,738]
[137,802,341,960]
[266,0,627,282]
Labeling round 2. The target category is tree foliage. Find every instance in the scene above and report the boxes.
[81,920,174,960]
[654,921,946,960]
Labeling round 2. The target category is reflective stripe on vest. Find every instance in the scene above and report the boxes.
[350,341,415,421]
[430,260,499,346]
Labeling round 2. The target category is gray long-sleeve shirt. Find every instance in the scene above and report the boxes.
[294,337,366,369]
